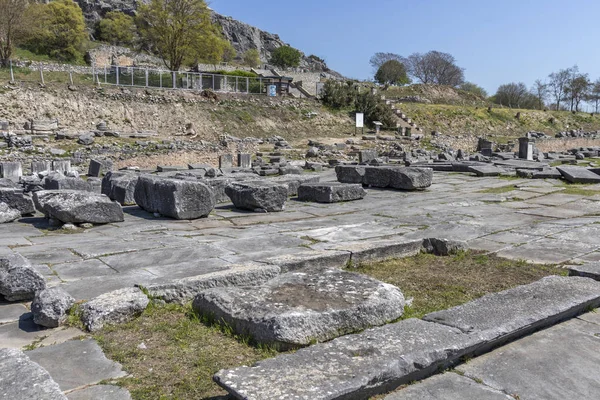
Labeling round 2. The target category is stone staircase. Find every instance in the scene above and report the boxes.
[383,96,424,134]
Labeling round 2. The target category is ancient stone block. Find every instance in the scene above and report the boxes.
[0,188,35,215]
[225,181,288,212]
[33,190,124,224]
[0,253,46,301]
[298,182,366,203]
[0,162,22,181]
[31,287,75,328]
[80,287,149,332]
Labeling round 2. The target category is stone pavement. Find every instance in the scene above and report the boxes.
[2,170,600,397]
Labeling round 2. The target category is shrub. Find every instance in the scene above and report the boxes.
[242,49,260,68]
[97,11,136,46]
[270,45,301,69]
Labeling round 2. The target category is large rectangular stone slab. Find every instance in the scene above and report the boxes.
[568,262,600,280]
[193,268,405,349]
[468,165,503,177]
[261,250,351,272]
[0,348,66,399]
[557,166,600,184]
[298,182,366,203]
[214,318,482,400]
[336,238,423,265]
[423,276,600,353]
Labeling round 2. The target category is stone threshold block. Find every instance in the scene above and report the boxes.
[193,269,405,349]
[80,287,149,332]
[261,250,352,272]
[468,165,503,177]
[0,348,66,400]
[423,276,600,355]
[331,238,424,265]
[568,262,600,280]
[225,181,288,212]
[145,263,281,304]
[557,166,600,184]
[298,182,366,203]
[214,318,482,400]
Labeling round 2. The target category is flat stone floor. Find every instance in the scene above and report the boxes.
[2,170,600,398]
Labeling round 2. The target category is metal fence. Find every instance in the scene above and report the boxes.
[93,66,268,94]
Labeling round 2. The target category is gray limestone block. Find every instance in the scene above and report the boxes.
[146,263,281,304]
[134,175,215,219]
[198,177,234,203]
[43,172,93,192]
[193,268,405,349]
[468,165,503,177]
[87,159,113,177]
[556,166,600,183]
[214,318,482,400]
[0,253,46,301]
[298,182,366,203]
[384,372,513,400]
[335,165,366,184]
[31,287,75,328]
[387,167,433,190]
[33,190,124,224]
[342,238,424,265]
[271,175,321,196]
[363,166,392,187]
[0,202,21,223]
[568,262,600,280]
[0,178,19,188]
[261,251,352,272]
[80,287,149,332]
[67,385,132,400]
[225,181,288,212]
[423,276,600,353]
[0,348,66,400]
[0,188,35,215]
[422,238,468,256]
[101,171,139,206]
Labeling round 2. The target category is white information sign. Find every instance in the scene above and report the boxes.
[356,113,364,128]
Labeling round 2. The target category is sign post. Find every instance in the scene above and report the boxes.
[355,112,364,136]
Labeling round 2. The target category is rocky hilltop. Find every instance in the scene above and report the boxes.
[74,0,336,73]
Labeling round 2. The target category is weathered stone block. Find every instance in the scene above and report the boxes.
[298,182,366,203]
[0,188,35,215]
[557,166,600,184]
[219,154,233,168]
[0,202,20,223]
[51,160,71,174]
[101,171,139,205]
[193,268,405,349]
[335,165,365,184]
[33,190,124,224]
[134,175,215,219]
[238,153,252,169]
[225,181,288,212]
[31,287,75,328]
[0,162,22,181]
[0,253,46,301]
[31,161,52,174]
[80,287,149,331]
[87,159,113,177]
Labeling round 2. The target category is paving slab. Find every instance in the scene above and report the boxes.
[261,250,351,272]
[568,262,600,280]
[557,166,600,183]
[456,314,600,400]
[215,318,481,400]
[496,238,595,264]
[0,313,47,348]
[384,372,512,400]
[26,339,127,392]
[468,165,503,177]
[423,276,600,353]
[67,385,131,400]
[0,301,28,325]
[193,268,405,348]
[51,259,118,281]
[0,348,66,399]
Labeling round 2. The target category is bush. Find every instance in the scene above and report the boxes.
[212,69,258,78]
[375,60,410,86]
[23,0,87,62]
[97,11,136,46]
[242,49,260,68]
[270,45,301,69]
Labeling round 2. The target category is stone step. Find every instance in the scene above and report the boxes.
[0,348,66,399]
[556,166,600,184]
[214,318,482,400]
[423,276,600,354]
[568,262,600,280]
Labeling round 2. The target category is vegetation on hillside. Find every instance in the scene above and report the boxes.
[270,45,302,69]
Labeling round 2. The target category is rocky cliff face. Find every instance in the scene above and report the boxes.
[74,0,337,74]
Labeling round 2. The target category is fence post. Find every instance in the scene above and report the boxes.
[246,77,249,94]
[9,60,14,83]
[160,71,162,88]
[116,66,119,85]
[39,63,45,85]
[260,78,263,94]
[145,68,148,87]
[199,73,203,90]
[104,66,107,84]
[172,72,176,89]
[131,67,134,86]
[69,66,74,86]
[212,75,215,91]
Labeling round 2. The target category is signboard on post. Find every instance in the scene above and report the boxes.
[355,113,364,136]
[268,85,277,97]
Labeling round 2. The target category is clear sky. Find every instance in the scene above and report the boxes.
[210,0,600,95]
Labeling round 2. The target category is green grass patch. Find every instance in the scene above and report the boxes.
[556,183,600,196]
[478,185,516,194]
[352,251,566,319]
[95,302,278,399]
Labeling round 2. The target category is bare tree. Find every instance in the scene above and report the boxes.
[565,67,590,112]
[0,0,29,67]
[494,82,537,109]
[369,52,405,73]
[531,79,548,109]
[547,67,573,111]
[405,50,464,87]
[588,78,600,113]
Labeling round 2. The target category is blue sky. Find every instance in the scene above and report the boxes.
[210,0,600,95]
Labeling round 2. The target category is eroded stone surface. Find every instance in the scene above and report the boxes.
[225,181,288,212]
[193,268,405,348]
[298,182,366,203]
[67,385,132,400]
[0,253,46,301]
[31,287,75,328]
[568,262,600,280]
[0,348,66,400]
[214,318,481,400]
[0,202,20,223]
[33,190,124,224]
[0,188,35,215]
[80,287,149,332]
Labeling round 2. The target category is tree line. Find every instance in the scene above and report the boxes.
[0,0,303,71]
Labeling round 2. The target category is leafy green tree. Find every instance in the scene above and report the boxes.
[97,11,136,46]
[221,41,236,63]
[242,49,260,67]
[194,30,229,66]
[0,0,29,67]
[137,0,214,71]
[459,82,488,99]
[374,60,410,86]
[23,0,87,62]
[270,45,301,69]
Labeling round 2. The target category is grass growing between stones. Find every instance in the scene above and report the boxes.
[478,185,517,194]
[353,251,567,319]
[95,302,278,400]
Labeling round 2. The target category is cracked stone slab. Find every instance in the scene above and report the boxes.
[456,314,600,400]
[66,384,132,400]
[214,318,482,400]
[26,339,127,392]
[335,238,423,265]
[0,348,66,399]
[193,269,405,348]
[261,250,351,272]
[384,372,513,399]
[145,263,281,303]
[568,262,600,280]
[423,276,600,353]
